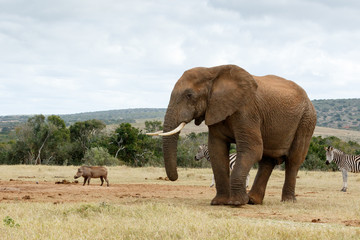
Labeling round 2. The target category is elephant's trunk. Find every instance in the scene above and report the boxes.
[162,134,179,181]
[162,109,180,181]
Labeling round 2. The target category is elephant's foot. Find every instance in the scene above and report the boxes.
[281,193,297,202]
[248,194,263,205]
[248,189,265,205]
[281,186,297,202]
[210,195,230,205]
[227,194,249,206]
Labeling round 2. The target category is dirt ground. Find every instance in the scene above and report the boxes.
[1,178,360,228]
[0,179,215,204]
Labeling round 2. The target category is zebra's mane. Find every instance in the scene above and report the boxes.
[332,148,344,154]
[332,148,360,157]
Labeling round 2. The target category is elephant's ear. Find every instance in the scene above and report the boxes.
[205,65,258,126]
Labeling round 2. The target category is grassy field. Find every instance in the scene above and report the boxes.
[0,165,360,239]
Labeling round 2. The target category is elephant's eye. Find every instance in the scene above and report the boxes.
[184,89,195,100]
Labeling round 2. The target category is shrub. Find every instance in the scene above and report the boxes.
[82,147,120,166]
[303,136,360,171]
[3,216,20,228]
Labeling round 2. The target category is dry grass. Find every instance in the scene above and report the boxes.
[1,201,359,240]
[1,165,360,239]
[313,126,360,143]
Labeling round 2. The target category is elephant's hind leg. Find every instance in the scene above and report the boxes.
[282,160,302,202]
[282,126,313,202]
[248,157,276,204]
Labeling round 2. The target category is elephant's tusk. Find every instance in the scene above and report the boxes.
[158,122,186,136]
[146,131,163,136]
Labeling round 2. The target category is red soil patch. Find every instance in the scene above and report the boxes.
[0,180,214,204]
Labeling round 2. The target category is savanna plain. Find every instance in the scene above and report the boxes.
[0,165,360,240]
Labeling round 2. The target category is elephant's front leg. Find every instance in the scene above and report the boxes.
[229,152,259,206]
[208,138,230,205]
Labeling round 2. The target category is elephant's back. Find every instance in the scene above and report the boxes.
[253,75,309,101]
[253,75,315,146]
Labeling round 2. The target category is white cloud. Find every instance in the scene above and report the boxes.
[0,0,359,115]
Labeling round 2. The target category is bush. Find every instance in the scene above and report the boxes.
[303,136,360,171]
[177,132,210,168]
[82,147,120,166]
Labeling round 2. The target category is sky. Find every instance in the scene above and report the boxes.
[0,0,359,115]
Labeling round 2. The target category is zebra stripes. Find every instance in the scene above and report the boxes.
[325,146,360,192]
[195,144,250,188]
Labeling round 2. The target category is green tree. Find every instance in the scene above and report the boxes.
[0,142,11,164]
[108,123,161,166]
[137,130,163,166]
[109,123,140,166]
[10,115,50,164]
[28,115,49,164]
[45,115,71,165]
[69,119,106,164]
[145,120,163,133]
[7,115,71,165]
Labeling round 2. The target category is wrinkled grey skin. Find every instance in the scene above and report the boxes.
[162,64,316,206]
[74,166,109,187]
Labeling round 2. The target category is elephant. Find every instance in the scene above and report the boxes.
[147,64,316,206]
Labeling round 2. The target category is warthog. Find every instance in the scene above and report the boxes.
[74,166,109,186]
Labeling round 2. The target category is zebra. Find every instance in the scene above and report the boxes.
[194,144,250,188]
[325,146,360,192]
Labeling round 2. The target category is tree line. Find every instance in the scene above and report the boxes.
[0,115,164,167]
[0,114,359,170]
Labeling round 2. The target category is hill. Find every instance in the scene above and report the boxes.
[59,108,166,126]
[312,98,360,131]
[0,98,359,132]
[0,108,167,129]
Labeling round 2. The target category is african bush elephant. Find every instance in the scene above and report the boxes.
[148,64,316,206]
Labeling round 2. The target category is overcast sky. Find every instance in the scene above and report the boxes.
[0,0,359,115]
